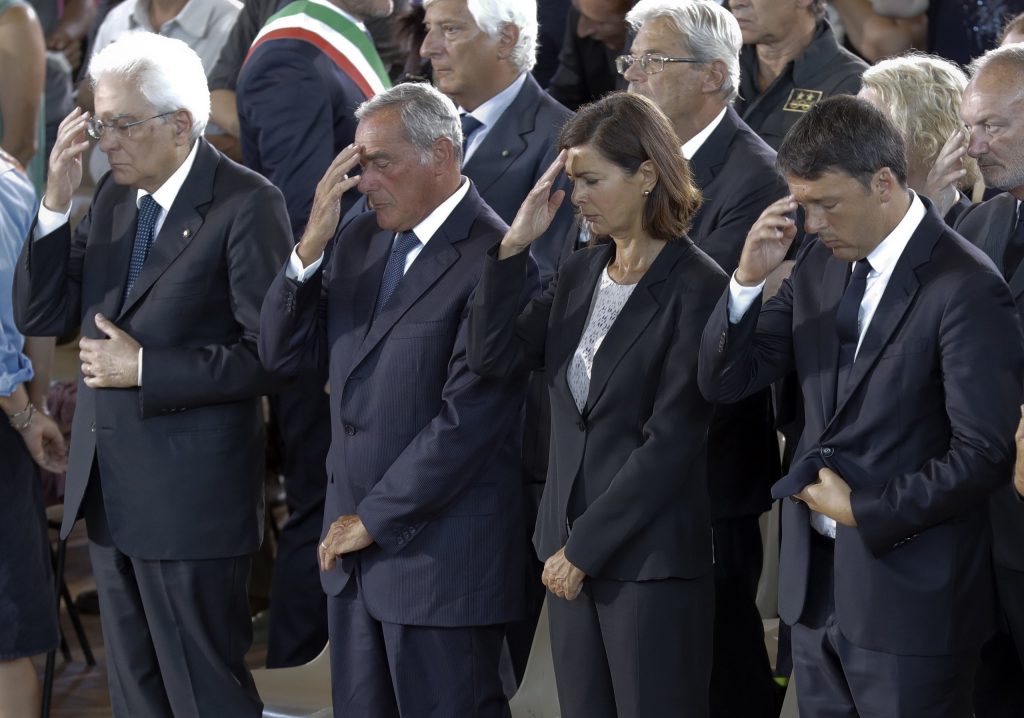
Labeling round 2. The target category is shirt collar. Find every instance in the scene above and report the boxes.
[136,140,200,212]
[460,72,528,131]
[681,107,728,160]
[408,178,471,245]
[129,0,211,38]
[307,0,367,30]
[863,190,926,275]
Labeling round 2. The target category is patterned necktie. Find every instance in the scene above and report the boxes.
[373,230,420,317]
[123,194,160,302]
[460,113,483,154]
[835,259,873,395]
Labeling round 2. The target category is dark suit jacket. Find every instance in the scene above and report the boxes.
[546,6,624,111]
[954,191,1024,574]
[258,183,527,627]
[699,201,1024,655]
[468,239,728,580]
[237,36,368,240]
[13,140,292,560]
[462,73,574,287]
[689,107,786,519]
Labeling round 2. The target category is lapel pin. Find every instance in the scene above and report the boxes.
[501,149,510,157]
[182,228,191,239]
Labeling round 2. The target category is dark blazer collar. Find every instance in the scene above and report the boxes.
[557,239,696,416]
[825,199,946,425]
[688,106,743,189]
[117,139,219,319]
[349,181,485,370]
[461,74,544,189]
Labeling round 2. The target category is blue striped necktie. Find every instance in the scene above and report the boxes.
[373,230,420,317]
[123,194,160,302]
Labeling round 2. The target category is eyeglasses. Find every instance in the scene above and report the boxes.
[615,53,706,76]
[86,112,176,140]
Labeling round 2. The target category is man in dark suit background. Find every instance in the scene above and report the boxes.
[418,0,574,682]
[546,0,632,110]
[235,0,393,667]
[259,82,527,716]
[699,95,1024,717]
[954,44,1024,717]
[624,2,783,714]
[14,33,291,716]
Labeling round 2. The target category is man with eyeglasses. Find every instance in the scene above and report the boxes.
[729,0,866,150]
[13,32,291,716]
[623,2,787,716]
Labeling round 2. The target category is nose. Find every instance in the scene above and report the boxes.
[571,182,585,207]
[803,209,827,236]
[98,129,119,154]
[357,169,375,195]
[420,24,440,59]
[966,127,988,158]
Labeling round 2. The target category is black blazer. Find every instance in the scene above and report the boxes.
[13,140,292,559]
[259,183,528,627]
[689,107,787,519]
[699,201,1024,655]
[468,239,728,581]
[954,191,1024,573]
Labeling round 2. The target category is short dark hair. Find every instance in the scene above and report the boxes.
[558,92,702,242]
[776,95,908,188]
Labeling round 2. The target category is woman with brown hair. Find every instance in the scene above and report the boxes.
[467,91,726,717]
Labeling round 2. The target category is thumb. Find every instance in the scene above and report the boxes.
[94,313,120,338]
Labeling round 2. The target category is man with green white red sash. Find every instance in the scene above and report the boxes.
[236,0,393,669]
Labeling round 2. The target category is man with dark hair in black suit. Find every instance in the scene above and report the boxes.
[700,95,1023,718]
[954,44,1024,717]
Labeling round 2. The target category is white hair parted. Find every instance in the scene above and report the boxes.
[355,82,464,164]
[88,32,210,141]
[423,0,538,73]
[627,0,742,103]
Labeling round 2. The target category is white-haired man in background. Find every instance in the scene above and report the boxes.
[14,32,291,716]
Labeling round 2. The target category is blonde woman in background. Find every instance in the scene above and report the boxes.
[859,53,980,224]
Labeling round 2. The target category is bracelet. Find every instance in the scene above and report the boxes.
[8,398,32,421]
[9,402,36,432]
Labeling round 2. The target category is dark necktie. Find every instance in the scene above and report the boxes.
[373,230,420,317]
[1002,209,1024,280]
[123,194,160,302]
[460,113,483,154]
[835,259,873,394]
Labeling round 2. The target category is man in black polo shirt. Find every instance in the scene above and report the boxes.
[729,0,866,150]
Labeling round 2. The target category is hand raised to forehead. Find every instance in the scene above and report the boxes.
[297,144,363,267]
[499,149,567,259]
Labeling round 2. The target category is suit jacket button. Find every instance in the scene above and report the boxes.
[90,422,95,432]
[576,419,586,431]
[344,424,356,436]
[820,446,834,457]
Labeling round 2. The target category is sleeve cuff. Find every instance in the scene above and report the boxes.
[286,246,324,283]
[727,272,765,324]
[35,199,71,239]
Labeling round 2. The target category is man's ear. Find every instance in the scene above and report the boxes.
[172,109,194,146]
[496,22,520,62]
[432,136,458,173]
[701,59,728,97]
[873,167,900,202]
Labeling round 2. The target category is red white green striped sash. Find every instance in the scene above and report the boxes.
[245,0,392,99]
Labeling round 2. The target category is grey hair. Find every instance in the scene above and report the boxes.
[355,82,463,163]
[88,31,209,141]
[423,0,538,73]
[627,0,742,103]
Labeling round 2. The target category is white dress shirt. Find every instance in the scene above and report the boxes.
[681,107,728,161]
[287,178,471,283]
[460,72,528,164]
[35,141,202,386]
[727,191,927,537]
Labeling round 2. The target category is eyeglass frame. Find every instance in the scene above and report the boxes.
[615,53,707,76]
[86,111,177,140]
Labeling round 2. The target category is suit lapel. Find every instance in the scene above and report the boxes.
[830,213,937,420]
[461,76,541,195]
[117,141,217,319]
[583,241,686,414]
[688,108,740,193]
[103,196,141,321]
[554,244,610,413]
[817,256,847,422]
[348,226,393,341]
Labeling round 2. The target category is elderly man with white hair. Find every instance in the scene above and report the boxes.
[623,3,787,713]
[14,31,291,717]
